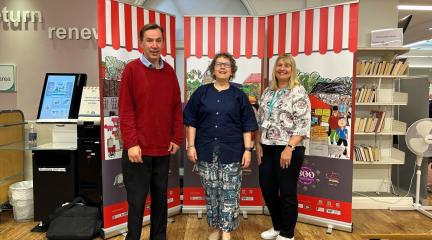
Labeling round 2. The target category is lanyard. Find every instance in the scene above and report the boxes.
[268,89,286,117]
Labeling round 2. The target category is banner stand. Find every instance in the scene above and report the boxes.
[298,214,353,233]
[102,206,182,238]
[102,223,128,239]
[264,207,353,233]
[183,206,262,220]
[240,206,263,219]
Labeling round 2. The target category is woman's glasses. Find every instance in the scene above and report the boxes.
[215,62,231,68]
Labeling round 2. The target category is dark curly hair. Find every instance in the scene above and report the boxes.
[208,52,237,81]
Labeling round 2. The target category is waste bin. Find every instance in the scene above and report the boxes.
[9,180,34,221]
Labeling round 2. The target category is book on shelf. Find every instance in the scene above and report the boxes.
[354,144,381,162]
[356,59,408,76]
[370,110,386,132]
[355,85,376,103]
[354,110,385,133]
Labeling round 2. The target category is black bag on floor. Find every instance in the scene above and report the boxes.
[45,197,101,240]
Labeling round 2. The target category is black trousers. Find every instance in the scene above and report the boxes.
[259,144,305,238]
[122,152,170,240]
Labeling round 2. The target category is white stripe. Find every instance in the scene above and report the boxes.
[166,15,171,54]
[105,0,112,45]
[328,7,335,51]
[299,10,305,54]
[144,9,149,24]
[131,6,138,49]
[227,17,234,54]
[240,17,246,56]
[215,17,221,54]
[342,4,350,49]
[273,15,279,55]
[190,17,196,56]
[118,3,125,47]
[155,12,160,25]
[285,13,292,54]
[252,17,258,56]
[312,9,320,52]
[202,17,208,56]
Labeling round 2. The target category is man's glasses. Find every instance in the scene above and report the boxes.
[215,62,231,68]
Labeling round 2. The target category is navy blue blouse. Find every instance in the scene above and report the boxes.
[183,84,258,164]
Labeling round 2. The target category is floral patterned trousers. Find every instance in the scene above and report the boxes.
[198,146,242,232]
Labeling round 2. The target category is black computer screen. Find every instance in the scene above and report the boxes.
[37,73,87,121]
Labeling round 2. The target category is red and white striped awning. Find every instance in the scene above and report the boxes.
[97,0,176,57]
[184,16,266,59]
[267,2,358,56]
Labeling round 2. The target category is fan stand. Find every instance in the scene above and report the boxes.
[390,156,432,218]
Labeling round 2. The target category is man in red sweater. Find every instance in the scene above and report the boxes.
[119,23,182,240]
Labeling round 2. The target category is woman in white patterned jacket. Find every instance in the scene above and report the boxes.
[256,54,311,240]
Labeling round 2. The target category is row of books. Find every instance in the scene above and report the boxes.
[354,110,386,133]
[355,86,376,103]
[356,59,408,76]
[354,144,381,162]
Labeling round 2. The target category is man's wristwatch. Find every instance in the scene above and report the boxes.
[245,147,253,152]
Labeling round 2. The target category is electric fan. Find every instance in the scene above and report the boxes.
[390,118,432,218]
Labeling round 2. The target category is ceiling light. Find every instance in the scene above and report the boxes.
[398,5,432,11]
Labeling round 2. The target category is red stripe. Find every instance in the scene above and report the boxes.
[195,17,203,58]
[245,17,253,58]
[184,17,190,58]
[291,11,300,56]
[319,7,329,54]
[267,15,274,57]
[278,14,286,55]
[333,5,344,53]
[124,4,132,51]
[257,17,265,59]
[137,7,144,52]
[349,3,359,52]
[111,0,120,50]
[208,17,216,58]
[233,17,241,58]
[97,0,106,48]
[170,15,176,57]
[160,13,167,56]
[304,9,314,55]
[149,10,155,23]
[220,17,228,53]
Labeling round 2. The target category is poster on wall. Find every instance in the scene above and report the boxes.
[183,15,265,211]
[98,0,179,235]
[266,2,358,230]
[0,64,16,92]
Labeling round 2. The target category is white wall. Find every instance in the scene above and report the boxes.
[358,0,398,47]
[0,0,98,119]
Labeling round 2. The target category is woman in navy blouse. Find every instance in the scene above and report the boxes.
[183,52,258,240]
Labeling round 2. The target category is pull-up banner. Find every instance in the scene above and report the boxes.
[266,2,358,232]
[183,15,265,213]
[97,0,179,237]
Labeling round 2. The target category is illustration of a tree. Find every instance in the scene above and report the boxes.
[104,56,126,80]
[186,69,203,100]
[298,71,321,94]
[242,84,260,98]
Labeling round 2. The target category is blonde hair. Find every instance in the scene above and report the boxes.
[269,54,300,90]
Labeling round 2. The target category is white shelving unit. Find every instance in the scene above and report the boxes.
[353,47,413,209]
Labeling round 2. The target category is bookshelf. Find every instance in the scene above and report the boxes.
[353,47,413,208]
